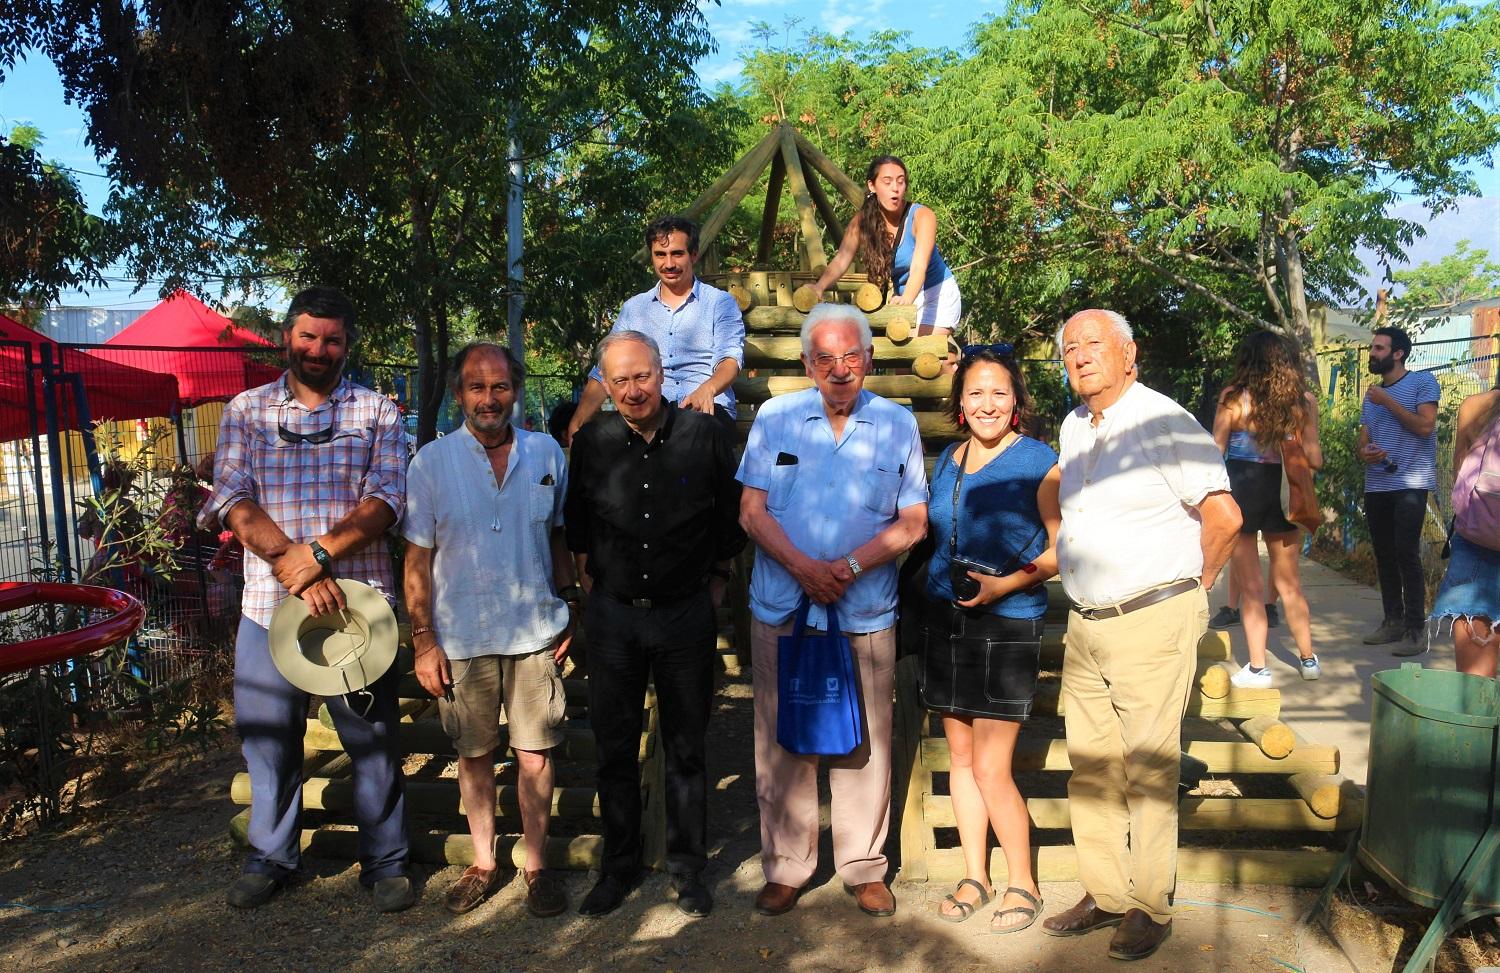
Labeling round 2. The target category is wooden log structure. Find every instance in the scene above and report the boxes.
[1239,715,1298,759]
[742,333,948,368]
[921,793,1362,833]
[917,734,1340,777]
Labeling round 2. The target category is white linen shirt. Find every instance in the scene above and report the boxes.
[404,424,569,660]
[1057,381,1230,608]
[737,387,927,633]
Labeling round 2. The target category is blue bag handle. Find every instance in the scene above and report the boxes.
[792,595,841,638]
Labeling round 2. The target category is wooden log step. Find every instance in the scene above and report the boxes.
[230,773,602,819]
[1030,678,1279,719]
[743,333,948,368]
[917,734,1338,776]
[915,845,1345,889]
[1289,773,1356,819]
[318,695,432,731]
[301,719,635,762]
[228,808,602,870]
[1238,715,1297,758]
[734,373,951,404]
[1036,630,1232,669]
[922,793,1361,832]
[743,304,918,332]
[738,409,962,444]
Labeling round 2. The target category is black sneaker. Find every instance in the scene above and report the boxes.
[1265,603,1280,628]
[1208,607,1241,629]
[578,871,641,917]
[670,873,713,918]
[226,872,284,910]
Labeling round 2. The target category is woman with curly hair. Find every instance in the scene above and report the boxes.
[810,155,962,334]
[1212,331,1323,686]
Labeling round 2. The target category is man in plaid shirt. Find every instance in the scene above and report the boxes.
[198,286,413,913]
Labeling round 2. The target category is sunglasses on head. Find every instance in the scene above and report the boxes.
[960,342,1014,360]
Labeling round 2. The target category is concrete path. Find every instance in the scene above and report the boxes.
[1211,551,1451,786]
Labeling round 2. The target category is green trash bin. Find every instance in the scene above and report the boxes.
[1361,663,1500,909]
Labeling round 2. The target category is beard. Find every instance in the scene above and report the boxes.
[288,350,343,390]
[467,409,512,437]
[1367,354,1395,375]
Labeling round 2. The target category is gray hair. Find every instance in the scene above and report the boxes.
[801,303,874,358]
[1056,309,1133,353]
[596,329,663,372]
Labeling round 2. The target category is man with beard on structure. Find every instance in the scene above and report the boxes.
[199,286,414,913]
[1358,326,1440,654]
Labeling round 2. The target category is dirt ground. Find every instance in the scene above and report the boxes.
[3,673,1499,973]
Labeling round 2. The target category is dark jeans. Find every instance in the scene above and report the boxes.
[1365,489,1429,630]
[584,588,716,879]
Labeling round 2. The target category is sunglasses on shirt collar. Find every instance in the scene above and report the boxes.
[277,399,339,445]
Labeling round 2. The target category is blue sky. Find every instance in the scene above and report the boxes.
[0,0,1494,308]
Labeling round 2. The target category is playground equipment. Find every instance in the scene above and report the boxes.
[0,581,146,675]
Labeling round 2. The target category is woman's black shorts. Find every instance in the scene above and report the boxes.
[917,597,1043,721]
[1227,458,1296,535]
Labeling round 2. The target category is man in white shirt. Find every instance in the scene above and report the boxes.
[1040,310,1241,962]
[403,343,580,918]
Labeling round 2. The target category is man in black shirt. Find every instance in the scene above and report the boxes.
[564,330,746,919]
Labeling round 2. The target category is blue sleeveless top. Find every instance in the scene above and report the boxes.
[1225,428,1279,464]
[892,203,954,292]
[925,436,1057,619]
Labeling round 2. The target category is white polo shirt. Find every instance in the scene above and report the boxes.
[1057,381,1230,608]
[404,424,569,659]
[737,387,928,633]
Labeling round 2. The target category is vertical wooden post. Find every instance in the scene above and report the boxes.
[756,152,787,268]
[804,166,845,242]
[893,653,932,882]
[777,125,829,273]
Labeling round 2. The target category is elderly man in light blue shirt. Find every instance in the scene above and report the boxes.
[738,303,928,920]
[567,214,744,442]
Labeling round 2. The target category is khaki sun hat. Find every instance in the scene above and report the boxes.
[267,579,398,697]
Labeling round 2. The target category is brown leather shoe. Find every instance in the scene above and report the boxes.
[847,881,896,917]
[1108,909,1171,960]
[524,869,568,918]
[1041,893,1126,937]
[754,882,802,916]
[444,866,498,915]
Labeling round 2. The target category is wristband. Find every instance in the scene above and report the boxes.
[411,626,433,639]
[1019,562,1039,575]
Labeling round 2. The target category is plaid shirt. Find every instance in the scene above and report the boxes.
[197,374,407,626]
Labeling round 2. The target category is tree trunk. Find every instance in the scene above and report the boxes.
[1277,127,1322,392]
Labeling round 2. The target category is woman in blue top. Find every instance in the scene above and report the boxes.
[921,345,1060,933]
[811,155,963,333]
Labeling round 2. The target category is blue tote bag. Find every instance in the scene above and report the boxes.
[776,598,865,756]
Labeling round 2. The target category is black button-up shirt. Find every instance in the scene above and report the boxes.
[565,399,747,601]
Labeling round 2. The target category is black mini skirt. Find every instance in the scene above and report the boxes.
[917,597,1044,721]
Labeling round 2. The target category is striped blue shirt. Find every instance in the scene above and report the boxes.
[589,277,746,416]
[1361,370,1440,492]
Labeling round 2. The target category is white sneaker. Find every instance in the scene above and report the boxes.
[1299,655,1321,681]
[1230,663,1273,689]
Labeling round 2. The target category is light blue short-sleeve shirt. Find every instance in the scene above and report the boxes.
[404,425,569,660]
[1361,370,1440,493]
[737,388,928,633]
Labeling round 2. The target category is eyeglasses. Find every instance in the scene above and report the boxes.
[277,400,338,445]
[960,342,1014,359]
[810,351,867,372]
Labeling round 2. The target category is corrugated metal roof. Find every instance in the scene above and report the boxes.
[36,307,149,344]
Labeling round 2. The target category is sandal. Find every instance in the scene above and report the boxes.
[991,886,1044,935]
[938,878,993,923]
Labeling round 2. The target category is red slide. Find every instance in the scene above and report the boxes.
[0,583,146,676]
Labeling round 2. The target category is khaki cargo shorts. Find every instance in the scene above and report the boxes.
[437,647,566,757]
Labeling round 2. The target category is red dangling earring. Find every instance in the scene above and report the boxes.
[1010,413,1020,430]
[958,412,967,427]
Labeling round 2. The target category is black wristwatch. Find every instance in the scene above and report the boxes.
[309,540,333,572]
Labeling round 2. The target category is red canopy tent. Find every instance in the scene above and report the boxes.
[0,314,181,443]
[88,291,282,407]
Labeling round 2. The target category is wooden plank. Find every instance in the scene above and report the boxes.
[229,808,604,870]
[915,845,1346,889]
[230,774,603,819]
[698,142,780,258]
[922,794,1351,832]
[792,129,865,208]
[778,124,829,272]
[743,333,948,368]
[1239,715,1297,758]
[301,719,635,762]
[756,150,786,267]
[917,735,1339,776]
[804,163,845,241]
[734,373,951,404]
[771,272,795,307]
[1031,680,1280,720]
[893,654,932,882]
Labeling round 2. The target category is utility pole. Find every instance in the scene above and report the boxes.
[507,105,526,420]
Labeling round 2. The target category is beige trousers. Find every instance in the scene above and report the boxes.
[750,618,895,887]
[1061,585,1206,922]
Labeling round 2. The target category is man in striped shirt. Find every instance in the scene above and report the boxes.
[1359,326,1440,654]
[198,286,413,913]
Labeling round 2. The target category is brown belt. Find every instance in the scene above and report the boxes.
[1071,578,1201,621]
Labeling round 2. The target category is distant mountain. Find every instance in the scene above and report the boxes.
[1348,196,1500,305]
